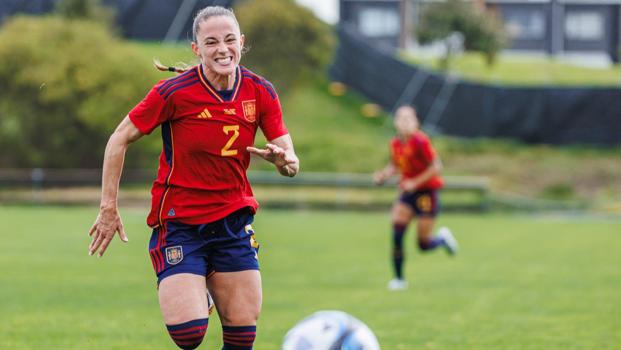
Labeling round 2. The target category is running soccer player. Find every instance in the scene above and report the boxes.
[88,6,299,349]
[374,105,458,291]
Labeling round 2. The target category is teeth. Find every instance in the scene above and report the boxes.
[216,57,232,65]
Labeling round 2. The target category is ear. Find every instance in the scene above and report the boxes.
[240,34,245,51]
[191,41,200,58]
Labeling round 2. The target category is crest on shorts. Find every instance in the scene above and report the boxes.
[242,100,256,122]
[165,246,183,265]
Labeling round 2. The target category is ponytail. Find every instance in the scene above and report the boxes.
[153,59,191,74]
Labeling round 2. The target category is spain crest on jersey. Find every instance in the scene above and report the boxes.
[165,246,183,265]
[242,100,256,122]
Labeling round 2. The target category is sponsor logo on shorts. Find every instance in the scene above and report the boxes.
[417,194,432,213]
[165,246,183,265]
[250,234,260,249]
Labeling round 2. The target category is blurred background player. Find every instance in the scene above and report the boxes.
[374,105,458,291]
[88,6,299,349]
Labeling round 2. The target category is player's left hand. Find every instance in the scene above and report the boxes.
[247,143,298,177]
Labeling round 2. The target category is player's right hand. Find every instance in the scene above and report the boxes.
[373,171,386,185]
[88,206,128,258]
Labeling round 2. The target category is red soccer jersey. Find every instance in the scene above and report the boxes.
[390,131,444,190]
[129,65,288,227]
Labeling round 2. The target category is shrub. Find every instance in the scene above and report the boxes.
[416,0,507,68]
[55,0,114,24]
[235,0,335,93]
[0,16,160,168]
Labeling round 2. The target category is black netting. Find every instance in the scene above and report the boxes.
[330,25,621,145]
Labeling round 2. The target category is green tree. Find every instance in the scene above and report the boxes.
[416,0,507,69]
[55,0,114,24]
[235,0,335,93]
[0,16,159,168]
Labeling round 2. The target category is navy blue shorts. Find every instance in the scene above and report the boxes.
[399,189,440,217]
[148,207,260,284]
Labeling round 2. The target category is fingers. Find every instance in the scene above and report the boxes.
[97,235,114,258]
[118,224,129,243]
[247,145,286,163]
[249,143,286,156]
[246,146,269,157]
[89,231,104,256]
[88,222,97,237]
[265,143,285,156]
[283,154,298,165]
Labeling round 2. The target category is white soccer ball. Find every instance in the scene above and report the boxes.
[282,310,380,350]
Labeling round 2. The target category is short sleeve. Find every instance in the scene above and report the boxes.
[258,88,288,141]
[417,134,437,164]
[128,82,174,135]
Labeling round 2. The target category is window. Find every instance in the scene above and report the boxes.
[503,8,546,40]
[358,7,400,37]
[565,12,604,40]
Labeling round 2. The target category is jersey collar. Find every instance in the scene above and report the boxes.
[197,65,242,102]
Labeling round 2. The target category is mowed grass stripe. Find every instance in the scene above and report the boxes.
[0,206,619,349]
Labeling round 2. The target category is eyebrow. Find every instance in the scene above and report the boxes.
[203,33,237,42]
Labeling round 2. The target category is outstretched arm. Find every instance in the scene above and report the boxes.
[247,133,299,177]
[88,116,143,257]
[374,163,397,185]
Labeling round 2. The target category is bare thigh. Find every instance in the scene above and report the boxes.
[207,270,262,326]
[392,201,414,225]
[158,273,209,325]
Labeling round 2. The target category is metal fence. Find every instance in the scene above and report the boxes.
[0,169,490,211]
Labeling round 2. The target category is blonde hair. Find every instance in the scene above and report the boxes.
[154,6,240,74]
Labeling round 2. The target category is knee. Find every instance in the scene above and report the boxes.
[219,311,259,327]
[166,318,209,350]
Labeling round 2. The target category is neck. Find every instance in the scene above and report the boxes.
[398,131,414,140]
[202,64,236,90]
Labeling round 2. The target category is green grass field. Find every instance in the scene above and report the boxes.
[401,52,621,86]
[1,206,620,349]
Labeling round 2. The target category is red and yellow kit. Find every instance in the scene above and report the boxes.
[390,131,443,190]
[129,65,288,227]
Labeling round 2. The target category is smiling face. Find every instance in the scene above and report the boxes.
[394,106,419,137]
[192,15,244,79]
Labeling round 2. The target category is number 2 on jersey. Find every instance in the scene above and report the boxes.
[221,125,240,156]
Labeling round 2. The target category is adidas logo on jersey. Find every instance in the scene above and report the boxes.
[197,108,212,119]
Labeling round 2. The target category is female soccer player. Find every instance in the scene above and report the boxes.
[374,105,457,291]
[88,6,299,349]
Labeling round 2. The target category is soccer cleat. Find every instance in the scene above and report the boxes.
[438,227,458,255]
[207,290,215,315]
[387,278,408,291]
